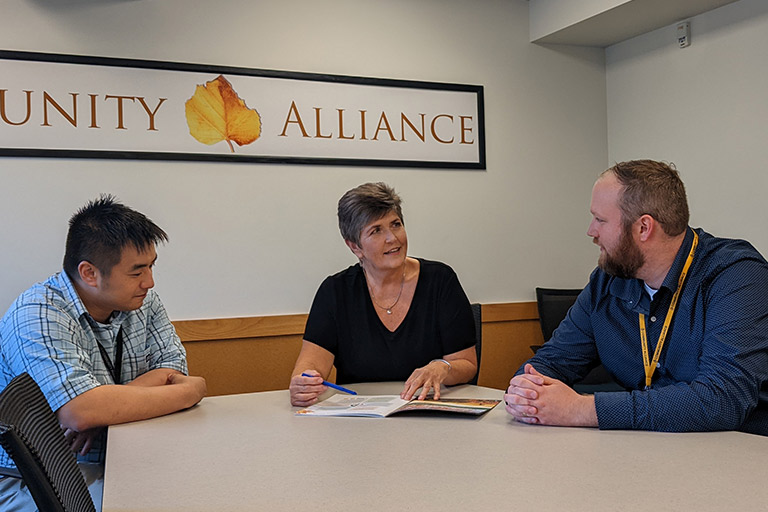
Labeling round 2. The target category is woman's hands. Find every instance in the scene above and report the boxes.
[290,369,327,407]
[400,359,452,400]
[400,346,478,400]
[289,341,335,406]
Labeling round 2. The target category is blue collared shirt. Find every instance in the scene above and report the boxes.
[526,228,768,433]
[0,271,188,468]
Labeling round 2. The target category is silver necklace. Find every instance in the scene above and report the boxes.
[365,265,406,315]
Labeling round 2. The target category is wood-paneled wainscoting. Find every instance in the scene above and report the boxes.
[173,302,544,396]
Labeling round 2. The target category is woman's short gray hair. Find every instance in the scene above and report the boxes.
[337,182,404,246]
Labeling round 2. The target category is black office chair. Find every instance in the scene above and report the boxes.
[534,287,621,392]
[535,287,582,349]
[469,303,482,385]
[0,373,96,512]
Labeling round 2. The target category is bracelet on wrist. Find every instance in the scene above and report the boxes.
[431,358,452,371]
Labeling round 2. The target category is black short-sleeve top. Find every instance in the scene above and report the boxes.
[303,258,475,384]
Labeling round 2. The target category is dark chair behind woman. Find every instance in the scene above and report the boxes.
[469,303,482,385]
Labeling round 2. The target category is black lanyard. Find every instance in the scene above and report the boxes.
[97,325,124,385]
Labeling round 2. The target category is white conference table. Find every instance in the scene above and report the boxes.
[102,382,767,512]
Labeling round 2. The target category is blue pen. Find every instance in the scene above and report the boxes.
[301,373,357,395]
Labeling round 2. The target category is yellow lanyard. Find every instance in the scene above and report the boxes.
[638,231,698,389]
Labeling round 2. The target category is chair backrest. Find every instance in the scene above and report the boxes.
[535,287,582,342]
[469,303,482,385]
[534,288,622,392]
[0,373,96,512]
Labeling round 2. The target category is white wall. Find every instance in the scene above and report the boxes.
[529,0,630,41]
[0,0,607,319]
[607,0,768,254]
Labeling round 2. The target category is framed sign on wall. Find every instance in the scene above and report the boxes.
[0,50,485,169]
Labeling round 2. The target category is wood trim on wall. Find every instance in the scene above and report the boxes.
[174,314,307,341]
[174,302,543,396]
[481,301,539,322]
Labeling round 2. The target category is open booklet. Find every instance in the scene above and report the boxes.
[295,394,501,418]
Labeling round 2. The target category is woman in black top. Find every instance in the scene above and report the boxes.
[289,182,477,407]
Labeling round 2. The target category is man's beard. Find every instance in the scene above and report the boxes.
[597,226,645,279]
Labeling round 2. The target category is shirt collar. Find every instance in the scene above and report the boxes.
[56,270,127,326]
[57,270,90,319]
[605,226,694,308]
[658,227,695,293]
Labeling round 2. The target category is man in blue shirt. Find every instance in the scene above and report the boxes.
[0,195,207,511]
[505,160,768,434]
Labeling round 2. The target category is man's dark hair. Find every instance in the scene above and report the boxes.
[63,194,168,279]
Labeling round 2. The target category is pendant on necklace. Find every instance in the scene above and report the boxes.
[386,309,392,315]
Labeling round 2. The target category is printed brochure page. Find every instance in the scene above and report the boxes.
[296,395,500,417]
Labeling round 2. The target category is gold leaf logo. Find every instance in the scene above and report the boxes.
[185,75,261,153]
